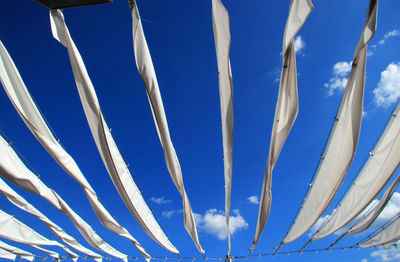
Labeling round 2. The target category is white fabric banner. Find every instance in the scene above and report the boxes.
[49,9,178,255]
[0,40,150,260]
[284,0,377,244]
[346,174,400,236]
[0,209,63,247]
[211,0,233,254]
[311,2,386,240]
[130,1,203,254]
[0,248,17,261]
[359,213,400,248]
[0,135,126,261]
[0,177,99,260]
[252,0,313,249]
[0,239,35,261]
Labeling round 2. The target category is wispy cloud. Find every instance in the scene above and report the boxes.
[378,30,400,45]
[294,35,306,54]
[150,196,171,205]
[373,62,400,108]
[247,195,260,205]
[194,209,248,240]
[369,30,399,56]
[370,247,400,262]
[162,209,182,218]
[324,61,352,96]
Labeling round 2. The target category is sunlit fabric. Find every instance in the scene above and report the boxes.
[0,247,17,261]
[0,209,63,247]
[359,212,400,248]
[211,0,233,254]
[0,135,126,261]
[49,9,178,256]
[346,174,400,236]
[311,3,389,240]
[284,0,377,244]
[252,0,313,249]
[0,40,150,260]
[130,0,203,254]
[0,239,35,261]
[0,177,98,260]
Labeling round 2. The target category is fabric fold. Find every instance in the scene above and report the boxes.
[0,239,35,261]
[283,0,377,244]
[0,39,150,260]
[310,1,390,240]
[0,177,99,260]
[358,212,400,248]
[0,247,17,261]
[251,0,313,250]
[211,0,234,254]
[346,173,400,236]
[0,209,64,247]
[49,9,178,255]
[0,134,126,261]
[130,0,203,254]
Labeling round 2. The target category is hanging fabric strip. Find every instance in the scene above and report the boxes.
[283,0,377,244]
[0,239,35,261]
[0,209,64,247]
[49,9,178,255]
[358,212,400,248]
[0,135,126,261]
[129,0,203,254]
[310,2,387,240]
[251,0,313,250]
[346,173,400,236]
[0,247,17,261]
[0,177,99,260]
[211,0,233,254]
[0,39,150,260]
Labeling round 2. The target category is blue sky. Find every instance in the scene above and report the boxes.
[1,0,400,261]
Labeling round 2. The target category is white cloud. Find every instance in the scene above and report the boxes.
[194,209,248,240]
[162,209,182,218]
[150,196,171,204]
[294,35,306,54]
[373,62,400,108]
[370,247,400,262]
[247,195,260,205]
[361,259,368,262]
[324,61,352,96]
[379,30,400,45]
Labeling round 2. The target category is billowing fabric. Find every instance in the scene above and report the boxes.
[311,2,385,240]
[211,0,233,254]
[284,0,377,244]
[0,177,99,260]
[0,40,150,260]
[49,9,178,255]
[346,174,400,235]
[130,1,203,254]
[30,245,59,260]
[0,135,126,261]
[252,0,313,249]
[0,209,63,247]
[359,213,400,248]
[0,239,35,261]
[0,248,17,261]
